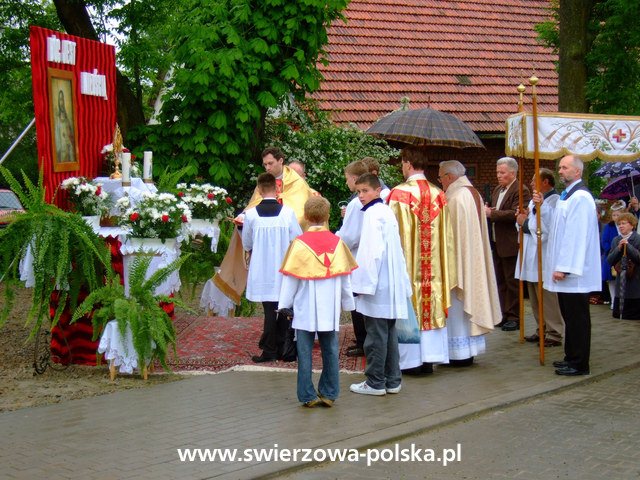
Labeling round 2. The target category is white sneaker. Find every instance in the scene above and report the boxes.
[386,384,401,394]
[350,381,386,396]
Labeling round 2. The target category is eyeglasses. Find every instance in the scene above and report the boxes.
[437,173,449,181]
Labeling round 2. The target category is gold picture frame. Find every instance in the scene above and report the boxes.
[48,68,80,172]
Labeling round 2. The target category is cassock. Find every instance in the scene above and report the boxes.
[203,166,314,314]
[241,202,301,302]
[350,200,412,320]
[444,176,500,360]
[387,174,457,368]
[278,226,357,332]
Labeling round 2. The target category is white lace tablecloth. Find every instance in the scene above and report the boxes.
[120,237,182,297]
[94,177,157,216]
[97,320,155,374]
[187,219,221,252]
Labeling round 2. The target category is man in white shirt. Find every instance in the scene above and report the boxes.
[535,155,601,376]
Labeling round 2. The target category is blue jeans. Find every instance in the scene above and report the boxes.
[363,316,401,390]
[296,330,339,403]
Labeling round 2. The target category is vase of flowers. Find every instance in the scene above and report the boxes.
[176,183,233,225]
[60,177,111,232]
[116,191,191,242]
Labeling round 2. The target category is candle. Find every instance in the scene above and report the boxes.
[143,151,153,180]
[121,152,131,185]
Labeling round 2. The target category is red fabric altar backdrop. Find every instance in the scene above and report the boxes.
[29,26,117,204]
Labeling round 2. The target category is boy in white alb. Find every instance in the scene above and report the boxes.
[349,173,412,396]
[242,173,302,363]
[279,197,357,407]
[336,160,368,357]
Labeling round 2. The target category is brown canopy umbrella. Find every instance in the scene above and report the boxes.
[366,108,485,149]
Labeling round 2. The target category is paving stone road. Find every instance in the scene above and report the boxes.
[282,365,640,480]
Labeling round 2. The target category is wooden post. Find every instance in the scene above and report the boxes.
[530,75,545,366]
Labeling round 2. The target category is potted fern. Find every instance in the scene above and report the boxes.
[0,167,111,337]
[72,254,191,377]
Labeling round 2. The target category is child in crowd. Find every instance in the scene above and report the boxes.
[361,156,391,200]
[279,197,357,407]
[336,160,369,357]
[349,173,412,396]
[242,173,302,363]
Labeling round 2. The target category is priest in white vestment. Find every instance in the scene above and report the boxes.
[438,161,500,364]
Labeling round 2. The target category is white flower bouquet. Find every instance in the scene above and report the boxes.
[175,183,233,221]
[60,176,111,216]
[117,192,191,240]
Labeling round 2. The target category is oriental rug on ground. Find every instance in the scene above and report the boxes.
[166,315,365,373]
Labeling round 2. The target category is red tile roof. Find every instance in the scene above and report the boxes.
[313,0,558,133]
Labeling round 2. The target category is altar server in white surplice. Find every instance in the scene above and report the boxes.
[242,173,301,363]
[538,155,600,377]
[349,174,412,397]
[515,168,565,347]
[336,160,368,357]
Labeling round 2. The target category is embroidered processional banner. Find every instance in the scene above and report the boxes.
[506,112,640,161]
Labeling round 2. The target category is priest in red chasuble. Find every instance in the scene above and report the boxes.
[386,148,457,373]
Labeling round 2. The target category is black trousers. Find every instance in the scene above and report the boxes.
[259,301,287,358]
[351,310,366,347]
[493,253,519,321]
[557,292,591,371]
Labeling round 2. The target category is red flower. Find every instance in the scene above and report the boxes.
[181,215,188,223]
[129,212,140,222]
[207,193,215,200]
[161,214,170,222]
[95,186,102,196]
[225,197,233,204]
[177,192,184,197]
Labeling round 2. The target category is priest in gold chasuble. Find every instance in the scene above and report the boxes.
[387,149,457,370]
[208,148,314,312]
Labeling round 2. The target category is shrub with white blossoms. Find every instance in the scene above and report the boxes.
[60,176,111,216]
[117,192,191,240]
[176,183,233,221]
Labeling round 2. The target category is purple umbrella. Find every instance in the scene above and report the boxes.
[593,160,640,178]
[600,172,640,200]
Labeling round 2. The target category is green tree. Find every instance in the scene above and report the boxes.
[141,0,349,188]
[536,0,640,115]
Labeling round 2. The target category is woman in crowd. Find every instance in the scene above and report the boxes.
[601,200,626,307]
[607,212,640,320]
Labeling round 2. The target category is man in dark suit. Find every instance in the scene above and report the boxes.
[485,157,531,331]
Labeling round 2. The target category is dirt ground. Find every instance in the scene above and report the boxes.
[0,287,185,413]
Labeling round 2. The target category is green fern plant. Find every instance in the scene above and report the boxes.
[0,167,111,336]
[72,254,192,371]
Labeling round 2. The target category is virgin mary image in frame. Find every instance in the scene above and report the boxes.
[48,68,79,172]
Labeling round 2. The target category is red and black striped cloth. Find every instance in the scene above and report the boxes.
[50,237,175,366]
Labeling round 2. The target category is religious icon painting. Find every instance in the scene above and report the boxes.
[47,68,80,172]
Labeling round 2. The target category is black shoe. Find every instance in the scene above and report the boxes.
[496,319,507,328]
[252,354,277,363]
[450,357,474,367]
[501,320,519,331]
[555,366,590,376]
[552,360,569,368]
[524,333,540,343]
[346,347,364,357]
[402,363,433,376]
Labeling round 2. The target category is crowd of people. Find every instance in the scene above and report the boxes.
[230,147,616,407]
